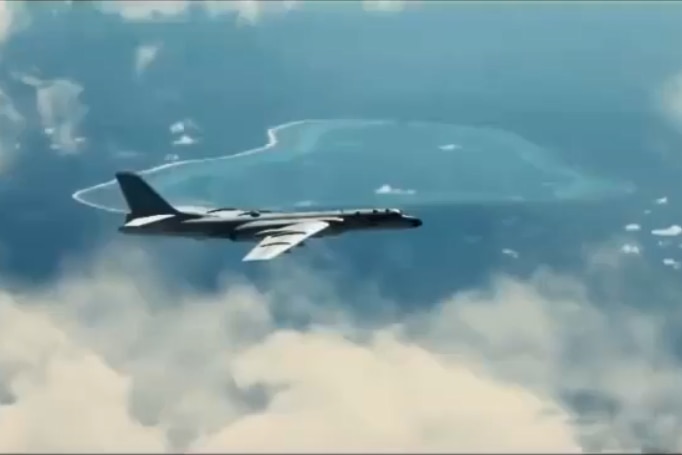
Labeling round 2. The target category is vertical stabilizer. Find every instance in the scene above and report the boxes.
[115,171,179,216]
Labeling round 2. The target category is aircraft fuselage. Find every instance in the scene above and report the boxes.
[119,207,422,242]
[112,170,422,260]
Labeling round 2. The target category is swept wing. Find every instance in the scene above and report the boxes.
[242,220,330,262]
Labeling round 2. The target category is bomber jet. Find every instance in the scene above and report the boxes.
[115,171,423,261]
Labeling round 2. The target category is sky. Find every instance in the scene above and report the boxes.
[2,0,682,452]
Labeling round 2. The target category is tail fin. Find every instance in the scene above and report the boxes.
[115,171,178,216]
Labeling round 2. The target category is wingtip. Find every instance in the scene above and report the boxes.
[242,255,268,262]
[242,253,275,262]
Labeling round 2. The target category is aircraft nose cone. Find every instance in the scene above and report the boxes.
[411,218,423,227]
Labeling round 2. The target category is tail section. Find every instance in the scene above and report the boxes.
[115,171,179,217]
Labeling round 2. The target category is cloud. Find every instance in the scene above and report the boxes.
[172,134,198,147]
[620,243,640,255]
[663,258,681,270]
[658,72,682,133]
[134,43,162,76]
[362,0,409,13]
[97,0,192,21]
[375,184,416,196]
[98,0,300,24]
[18,75,88,154]
[501,248,519,258]
[197,330,576,453]
[0,86,25,172]
[421,273,682,452]
[652,225,682,237]
[97,0,411,23]
[0,0,28,44]
[169,121,185,135]
[169,119,201,146]
[0,1,13,42]
[0,245,681,452]
[438,143,462,151]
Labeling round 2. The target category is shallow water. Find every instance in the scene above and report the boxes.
[73,119,636,212]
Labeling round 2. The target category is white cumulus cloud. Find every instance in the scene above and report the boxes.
[98,0,192,20]
[172,134,198,146]
[0,0,28,44]
[17,75,88,154]
[362,0,409,13]
[0,246,681,452]
[98,0,299,24]
[134,43,162,76]
[663,258,682,270]
[438,143,462,151]
[501,248,520,258]
[98,0,413,24]
[652,225,682,237]
[375,184,416,196]
[621,243,641,255]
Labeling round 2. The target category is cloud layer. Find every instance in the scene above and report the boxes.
[96,0,406,23]
[1,244,681,452]
[98,0,300,24]
[0,0,26,44]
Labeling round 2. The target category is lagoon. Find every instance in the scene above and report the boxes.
[72,119,635,212]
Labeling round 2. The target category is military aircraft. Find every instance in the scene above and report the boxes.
[115,171,423,261]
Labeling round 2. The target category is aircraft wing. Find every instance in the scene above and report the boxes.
[243,220,330,262]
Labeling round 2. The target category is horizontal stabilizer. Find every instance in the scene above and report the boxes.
[123,214,176,227]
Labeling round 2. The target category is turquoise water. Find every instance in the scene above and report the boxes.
[73,119,635,212]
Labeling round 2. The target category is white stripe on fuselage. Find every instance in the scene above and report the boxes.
[125,214,176,227]
[207,208,400,220]
[234,216,344,231]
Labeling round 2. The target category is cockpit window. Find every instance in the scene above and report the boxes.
[388,208,402,215]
